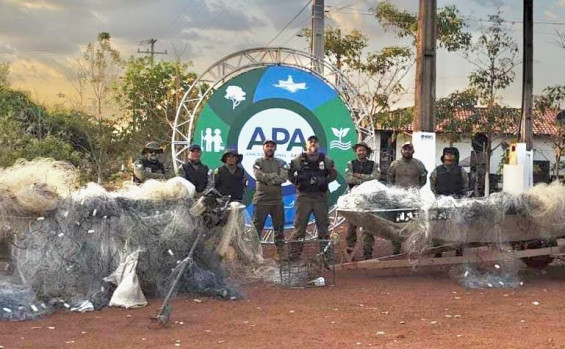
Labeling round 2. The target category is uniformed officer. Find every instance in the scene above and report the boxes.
[345,141,380,260]
[179,144,210,198]
[387,142,428,188]
[386,141,427,254]
[133,141,166,184]
[289,135,337,260]
[430,147,469,197]
[252,139,288,246]
[214,149,247,203]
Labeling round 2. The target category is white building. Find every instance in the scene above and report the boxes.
[372,108,563,184]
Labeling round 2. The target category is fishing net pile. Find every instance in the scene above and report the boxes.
[0,159,264,321]
[338,180,565,245]
[336,180,424,210]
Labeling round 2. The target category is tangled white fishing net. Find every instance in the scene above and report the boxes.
[0,159,264,321]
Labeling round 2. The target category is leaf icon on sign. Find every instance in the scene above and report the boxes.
[340,128,350,137]
[331,127,340,138]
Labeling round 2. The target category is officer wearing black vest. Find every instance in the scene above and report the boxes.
[430,147,469,197]
[214,149,247,203]
[289,135,336,260]
[345,142,380,260]
[133,141,166,184]
[179,144,210,198]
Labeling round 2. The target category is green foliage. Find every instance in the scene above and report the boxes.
[467,11,518,106]
[436,89,478,143]
[0,62,9,89]
[300,26,368,71]
[373,2,471,52]
[115,56,197,160]
[535,85,565,114]
[0,87,92,171]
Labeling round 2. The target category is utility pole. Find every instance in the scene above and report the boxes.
[412,0,437,195]
[138,38,167,66]
[413,0,437,132]
[519,0,533,151]
[311,0,325,74]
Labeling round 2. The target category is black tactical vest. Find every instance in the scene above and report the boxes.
[215,165,245,201]
[296,153,329,193]
[182,161,209,193]
[348,159,375,189]
[132,157,165,184]
[436,165,464,196]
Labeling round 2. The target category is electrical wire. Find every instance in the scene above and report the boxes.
[266,0,312,47]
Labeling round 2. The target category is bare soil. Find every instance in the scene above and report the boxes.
[3,264,565,349]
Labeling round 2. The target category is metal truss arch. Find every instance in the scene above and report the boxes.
[172,47,375,172]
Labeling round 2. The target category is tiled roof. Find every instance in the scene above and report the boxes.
[376,108,563,136]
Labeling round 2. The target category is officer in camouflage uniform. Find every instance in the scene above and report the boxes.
[386,142,428,254]
[214,149,247,203]
[289,135,337,260]
[345,142,380,260]
[133,141,166,184]
[430,147,469,198]
[252,139,289,247]
[387,142,428,188]
[178,144,210,198]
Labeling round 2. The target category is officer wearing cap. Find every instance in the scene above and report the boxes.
[179,144,210,198]
[386,141,427,254]
[133,141,166,184]
[214,149,247,203]
[252,139,289,246]
[289,135,337,260]
[430,147,468,197]
[387,142,428,188]
[345,141,380,260]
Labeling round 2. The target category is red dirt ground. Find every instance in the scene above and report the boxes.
[3,264,565,349]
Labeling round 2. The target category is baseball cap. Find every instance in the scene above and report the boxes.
[307,135,319,142]
[263,139,276,146]
[402,142,413,149]
[189,144,202,151]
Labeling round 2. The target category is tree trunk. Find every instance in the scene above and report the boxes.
[97,162,103,185]
[556,146,562,182]
[484,136,491,196]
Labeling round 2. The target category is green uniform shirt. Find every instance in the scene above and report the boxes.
[387,157,428,188]
[252,157,289,204]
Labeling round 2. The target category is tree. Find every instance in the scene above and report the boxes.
[466,11,519,195]
[115,57,198,163]
[0,62,10,89]
[0,87,90,170]
[74,32,124,184]
[301,26,414,145]
[436,89,478,146]
[373,2,472,52]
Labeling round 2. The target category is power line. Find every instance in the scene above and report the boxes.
[266,0,312,47]
[159,0,195,39]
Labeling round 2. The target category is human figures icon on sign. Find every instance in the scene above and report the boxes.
[212,129,224,152]
[201,128,214,152]
[201,128,224,152]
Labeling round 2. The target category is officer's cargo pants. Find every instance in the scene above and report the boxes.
[290,192,329,259]
[253,202,285,245]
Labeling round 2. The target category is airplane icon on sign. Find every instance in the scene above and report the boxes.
[273,75,307,93]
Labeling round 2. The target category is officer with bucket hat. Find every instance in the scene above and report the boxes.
[345,141,380,260]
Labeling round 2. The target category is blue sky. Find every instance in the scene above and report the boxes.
[1,0,564,107]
